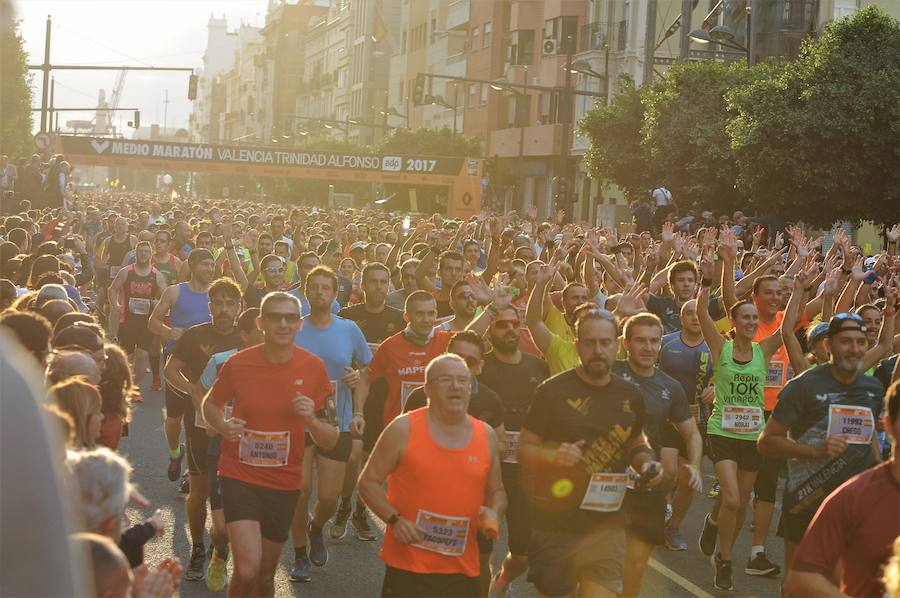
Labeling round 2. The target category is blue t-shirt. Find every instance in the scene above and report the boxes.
[294,316,371,431]
[660,332,713,428]
[299,296,340,317]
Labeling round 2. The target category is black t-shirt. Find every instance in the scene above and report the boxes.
[480,352,550,431]
[338,303,405,345]
[243,285,267,308]
[611,361,691,456]
[171,322,242,402]
[773,364,883,519]
[872,354,898,390]
[403,380,504,429]
[523,370,645,531]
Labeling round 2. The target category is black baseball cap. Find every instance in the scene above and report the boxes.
[826,312,868,337]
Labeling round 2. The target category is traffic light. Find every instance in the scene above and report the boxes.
[188,74,198,100]
[413,73,426,106]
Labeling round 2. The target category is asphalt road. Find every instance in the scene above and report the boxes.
[125,381,786,597]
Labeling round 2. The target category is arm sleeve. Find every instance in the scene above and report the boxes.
[117,522,156,568]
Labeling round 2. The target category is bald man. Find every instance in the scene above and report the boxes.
[46,349,101,385]
[71,533,132,598]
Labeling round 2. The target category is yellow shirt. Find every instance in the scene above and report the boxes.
[544,304,575,344]
[544,332,579,376]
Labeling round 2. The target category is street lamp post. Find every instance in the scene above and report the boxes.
[689,5,753,66]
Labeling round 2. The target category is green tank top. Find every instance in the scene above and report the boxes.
[708,340,767,441]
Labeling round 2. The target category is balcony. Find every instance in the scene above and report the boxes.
[611,20,627,52]
[447,0,470,31]
[489,124,562,159]
[579,22,611,52]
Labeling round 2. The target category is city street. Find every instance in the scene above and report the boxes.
[127,382,786,598]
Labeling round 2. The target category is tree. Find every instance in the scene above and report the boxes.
[0,19,34,160]
[726,6,900,226]
[373,126,482,157]
[578,75,652,201]
[641,60,772,215]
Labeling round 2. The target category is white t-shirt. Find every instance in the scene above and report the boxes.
[652,187,672,207]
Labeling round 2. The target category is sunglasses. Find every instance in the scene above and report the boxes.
[492,319,520,329]
[832,312,865,324]
[262,312,302,324]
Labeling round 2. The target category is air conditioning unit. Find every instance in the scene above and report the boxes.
[542,38,558,56]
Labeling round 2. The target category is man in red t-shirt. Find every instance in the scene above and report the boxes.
[351,290,452,441]
[202,291,337,598]
[785,381,900,598]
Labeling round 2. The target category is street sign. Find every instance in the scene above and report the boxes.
[34,132,53,151]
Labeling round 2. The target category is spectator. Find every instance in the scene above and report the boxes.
[51,377,103,449]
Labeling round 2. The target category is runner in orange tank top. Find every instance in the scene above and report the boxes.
[359,354,506,598]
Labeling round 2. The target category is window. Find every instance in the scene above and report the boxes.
[468,84,477,108]
[505,94,530,128]
[471,26,479,51]
[480,83,488,105]
[509,29,534,65]
[483,22,492,48]
[540,91,558,125]
[398,80,404,102]
[544,16,578,53]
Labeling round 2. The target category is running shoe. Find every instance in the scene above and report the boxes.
[151,376,162,392]
[308,521,328,566]
[185,544,206,581]
[289,553,312,582]
[698,513,718,557]
[664,525,688,551]
[179,471,190,494]
[205,553,227,592]
[707,480,720,498]
[330,501,351,540]
[351,512,376,541]
[713,553,733,591]
[745,552,781,577]
[167,443,184,481]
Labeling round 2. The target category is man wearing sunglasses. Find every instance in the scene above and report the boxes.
[240,254,292,309]
[202,291,337,598]
[478,303,550,597]
[758,310,887,575]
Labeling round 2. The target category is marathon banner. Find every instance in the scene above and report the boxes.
[54,134,482,218]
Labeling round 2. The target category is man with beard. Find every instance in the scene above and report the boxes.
[435,280,479,332]
[758,311,885,575]
[518,309,662,597]
[478,304,549,597]
[107,241,167,388]
[164,279,243,581]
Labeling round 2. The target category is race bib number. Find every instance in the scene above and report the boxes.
[502,431,520,464]
[721,405,763,434]
[765,361,785,388]
[413,510,470,557]
[826,405,874,445]
[194,404,232,430]
[400,380,420,410]
[238,430,290,467]
[109,265,122,279]
[580,473,628,512]
[128,297,151,315]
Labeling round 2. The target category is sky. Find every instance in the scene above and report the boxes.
[16,0,269,134]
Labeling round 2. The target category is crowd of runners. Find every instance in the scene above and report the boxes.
[1,185,899,598]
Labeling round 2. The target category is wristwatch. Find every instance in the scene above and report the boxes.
[386,513,400,526]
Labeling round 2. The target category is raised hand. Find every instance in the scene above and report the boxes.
[661,222,675,243]
[613,282,647,318]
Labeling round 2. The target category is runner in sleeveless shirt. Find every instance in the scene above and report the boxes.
[696,256,784,592]
[99,217,136,326]
[358,354,505,597]
[149,228,182,391]
[108,240,166,388]
[149,249,216,483]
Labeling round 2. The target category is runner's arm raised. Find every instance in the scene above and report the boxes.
[525,262,559,354]
[697,275,724,367]
[783,278,811,375]
[415,247,439,293]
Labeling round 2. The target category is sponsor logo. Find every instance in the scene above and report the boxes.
[382,156,402,172]
[91,139,110,154]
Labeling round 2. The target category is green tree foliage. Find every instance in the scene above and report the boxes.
[373,126,482,157]
[578,76,651,200]
[1,20,34,159]
[642,60,771,215]
[726,6,900,226]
